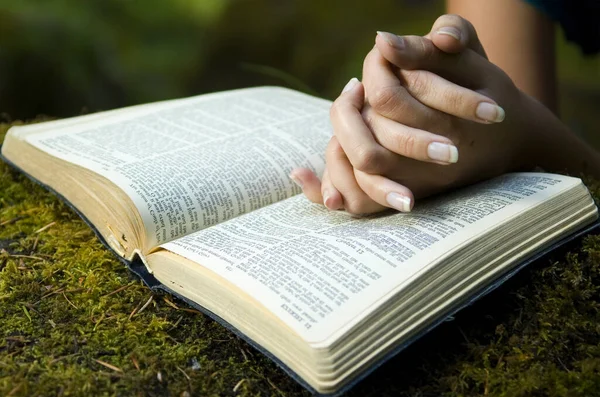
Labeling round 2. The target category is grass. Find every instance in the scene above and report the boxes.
[2,120,600,396]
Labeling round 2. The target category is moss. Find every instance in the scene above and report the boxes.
[2,121,600,396]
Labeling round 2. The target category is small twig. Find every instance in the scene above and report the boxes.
[62,292,78,309]
[266,377,285,396]
[163,297,180,310]
[557,356,571,372]
[32,234,40,252]
[0,216,23,226]
[166,335,181,345]
[457,326,470,343]
[38,287,66,302]
[137,295,154,315]
[131,355,140,371]
[5,336,29,343]
[128,300,143,321]
[101,284,132,298]
[49,353,80,365]
[176,365,191,381]
[169,315,183,330]
[6,254,45,261]
[97,371,124,378]
[64,288,85,294]
[233,378,247,393]
[34,221,56,234]
[94,359,123,373]
[180,308,202,315]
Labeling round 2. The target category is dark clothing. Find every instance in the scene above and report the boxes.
[524,0,600,55]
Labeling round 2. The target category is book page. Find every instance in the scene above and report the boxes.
[22,87,331,248]
[161,173,586,343]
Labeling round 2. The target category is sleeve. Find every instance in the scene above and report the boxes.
[523,0,600,55]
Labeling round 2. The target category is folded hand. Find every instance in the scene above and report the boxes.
[291,15,542,215]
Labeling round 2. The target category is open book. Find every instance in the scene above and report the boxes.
[2,87,598,395]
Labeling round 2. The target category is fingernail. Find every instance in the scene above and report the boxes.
[323,189,334,209]
[427,142,459,164]
[436,27,461,41]
[386,192,412,212]
[376,31,404,49]
[289,173,303,187]
[476,102,505,123]
[341,77,359,94]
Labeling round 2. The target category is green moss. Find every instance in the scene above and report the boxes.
[2,121,600,396]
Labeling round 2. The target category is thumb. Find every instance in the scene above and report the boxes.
[425,14,487,59]
[375,33,492,89]
[339,77,365,105]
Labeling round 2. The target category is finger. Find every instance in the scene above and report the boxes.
[326,137,385,215]
[321,167,343,210]
[330,77,397,174]
[399,69,505,123]
[362,47,441,128]
[354,170,414,212]
[375,33,492,89]
[426,14,488,58]
[289,168,323,204]
[364,109,459,164]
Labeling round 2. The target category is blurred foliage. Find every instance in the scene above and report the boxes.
[2,0,442,118]
[1,0,598,145]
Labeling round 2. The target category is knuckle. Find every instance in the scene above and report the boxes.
[406,71,430,99]
[330,100,355,122]
[442,87,464,113]
[344,197,371,215]
[361,106,376,128]
[370,86,400,114]
[326,137,344,160]
[325,137,340,155]
[328,136,342,152]
[397,133,417,157]
[353,145,383,173]
[418,37,436,64]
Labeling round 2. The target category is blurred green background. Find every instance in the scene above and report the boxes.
[1,0,598,144]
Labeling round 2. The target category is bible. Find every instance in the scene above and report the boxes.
[1,87,598,395]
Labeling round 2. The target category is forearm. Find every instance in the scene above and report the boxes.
[523,92,600,177]
[446,0,557,113]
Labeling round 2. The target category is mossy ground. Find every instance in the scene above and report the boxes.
[2,121,600,397]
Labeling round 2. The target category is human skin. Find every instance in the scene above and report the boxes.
[290,12,600,215]
[446,0,558,113]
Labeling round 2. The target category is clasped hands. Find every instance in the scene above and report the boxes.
[291,15,543,215]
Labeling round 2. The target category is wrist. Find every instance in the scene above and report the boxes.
[518,90,600,177]
[514,89,549,171]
